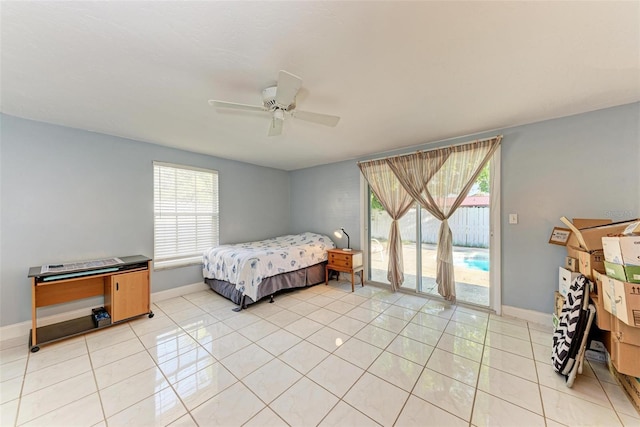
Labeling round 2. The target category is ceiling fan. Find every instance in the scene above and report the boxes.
[208,70,340,136]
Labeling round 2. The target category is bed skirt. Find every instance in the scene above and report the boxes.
[204,261,327,307]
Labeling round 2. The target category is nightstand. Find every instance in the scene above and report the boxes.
[326,248,364,292]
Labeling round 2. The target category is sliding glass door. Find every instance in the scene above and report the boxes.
[367,153,499,310]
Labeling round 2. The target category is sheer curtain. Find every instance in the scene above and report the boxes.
[358,160,414,291]
[389,137,501,301]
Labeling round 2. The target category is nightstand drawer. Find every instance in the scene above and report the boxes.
[329,253,353,267]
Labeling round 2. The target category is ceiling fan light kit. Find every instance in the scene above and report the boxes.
[209,70,340,137]
[262,86,293,110]
[273,109,285,121]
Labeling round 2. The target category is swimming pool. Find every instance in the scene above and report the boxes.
[456,254,490,271]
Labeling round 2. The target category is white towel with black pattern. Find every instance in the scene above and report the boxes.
[552,274,591,376]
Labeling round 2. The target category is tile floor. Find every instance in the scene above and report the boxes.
[1,281,639,426]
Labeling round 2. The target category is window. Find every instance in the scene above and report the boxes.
[153,162,219,269]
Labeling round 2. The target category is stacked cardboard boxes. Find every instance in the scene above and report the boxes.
[552,218,640,408]
[598,221,640,378]
[560,217,633,280]
[558,218,637,331]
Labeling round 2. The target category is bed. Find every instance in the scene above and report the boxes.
[202,232,336,309]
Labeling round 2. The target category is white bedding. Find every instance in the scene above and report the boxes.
[202,232,335,302]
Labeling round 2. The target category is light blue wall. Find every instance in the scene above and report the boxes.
[290,160,361,249]
[290,102,640,314]
[500,103,639,312]
[0,114,290,326]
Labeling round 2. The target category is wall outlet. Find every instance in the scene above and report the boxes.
[509,213,518,224]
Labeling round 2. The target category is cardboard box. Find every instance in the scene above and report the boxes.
[565,256,578,272]
[602,275,618,316]
[593,270,605,294]
[561,218,638,253]
[559,267,580,297]
[566,244,603,281]
[610,335,640,378]
[561,218,610,251]
[604,261,627,281]
[604,261,640,284]
[602,235,640,266]
[616,277,640,327]
[578,250,605,280]
[602,236,625,264]
[571,218,613,230]
[592,292,613,331]
[602,277,614,314]
[613,317,640,346]
[622,237,640,266]
[602,276,640,327]
[566,245,580,262]
[625,265,640,283]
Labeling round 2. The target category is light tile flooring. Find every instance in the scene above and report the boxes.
[1,281,639,427]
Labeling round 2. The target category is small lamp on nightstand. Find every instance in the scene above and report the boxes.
[334,227,351,251]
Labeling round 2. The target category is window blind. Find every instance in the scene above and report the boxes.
[153,162,219,268]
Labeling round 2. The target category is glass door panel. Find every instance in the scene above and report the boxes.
[420,164,491,306]
[368,192,417,290]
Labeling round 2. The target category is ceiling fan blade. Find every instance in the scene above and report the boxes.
[208,100,267,112]
[293,110,340,127]
[268,116,284,137]
[275,70,302,107]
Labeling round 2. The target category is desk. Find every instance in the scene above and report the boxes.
[27,255,152,352]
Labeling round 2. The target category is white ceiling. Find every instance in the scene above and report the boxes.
[1,2,639,171]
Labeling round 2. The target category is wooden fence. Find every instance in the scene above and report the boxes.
[370,206,490,248]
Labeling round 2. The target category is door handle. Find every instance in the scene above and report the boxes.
[116,282,119,291]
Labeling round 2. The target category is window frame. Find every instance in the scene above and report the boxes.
[153,161,219,270]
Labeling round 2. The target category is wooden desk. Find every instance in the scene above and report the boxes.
[27,255,153,352]
[326,248,364,292]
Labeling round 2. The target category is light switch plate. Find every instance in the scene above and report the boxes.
[509,213,518,224]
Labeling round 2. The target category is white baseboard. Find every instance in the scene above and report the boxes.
[0,282,208,342]
[151,282,209,303]
[502,305,552,327]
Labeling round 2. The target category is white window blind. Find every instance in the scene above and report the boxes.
[153,162,219,269]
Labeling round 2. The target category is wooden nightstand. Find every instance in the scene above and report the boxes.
[326,248,364,292]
